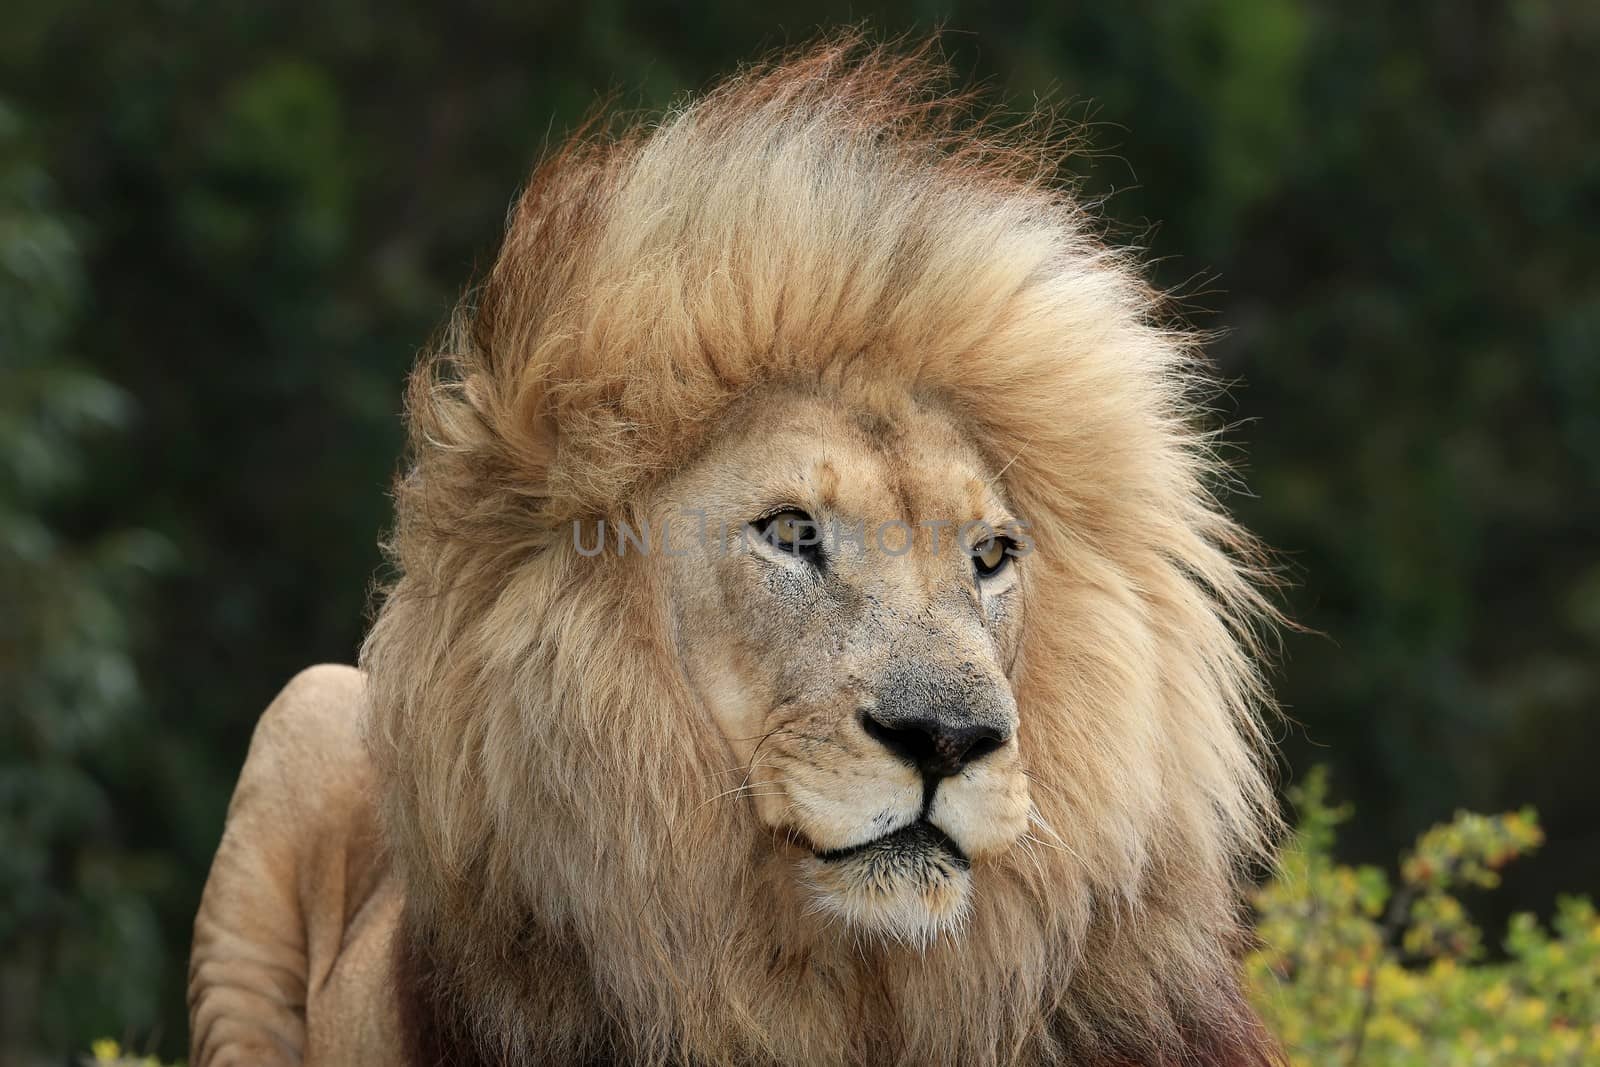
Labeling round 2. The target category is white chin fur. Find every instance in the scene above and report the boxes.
[800,827,973,947]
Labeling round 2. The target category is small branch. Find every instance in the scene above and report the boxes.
[1345,880,1418,1067]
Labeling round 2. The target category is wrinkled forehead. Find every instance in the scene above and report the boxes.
[693,386,1012,526]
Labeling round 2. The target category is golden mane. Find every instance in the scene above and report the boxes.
[361,34,1283,1067]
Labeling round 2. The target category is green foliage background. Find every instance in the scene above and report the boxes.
[1,2,1596,1062]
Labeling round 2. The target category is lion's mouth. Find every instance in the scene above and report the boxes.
[811,819,970,869]
[795,818,976,940]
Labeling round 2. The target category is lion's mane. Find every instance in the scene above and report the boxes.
[361,36,1283,1067]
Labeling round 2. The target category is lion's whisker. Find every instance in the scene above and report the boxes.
[692,784,788,815]
[1025,807,1087,866]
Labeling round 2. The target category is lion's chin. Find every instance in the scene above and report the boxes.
[801,821,973,945]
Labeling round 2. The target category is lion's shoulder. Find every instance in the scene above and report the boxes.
[246,663,369,788]
[219,664,377,875]
[189,665,403,1066]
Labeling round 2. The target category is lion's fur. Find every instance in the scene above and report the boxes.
[357,36,1283,1067]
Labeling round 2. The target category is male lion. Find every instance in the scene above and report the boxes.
[189,38,1285,1067]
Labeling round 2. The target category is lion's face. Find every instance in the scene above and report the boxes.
[658,386,1031,942]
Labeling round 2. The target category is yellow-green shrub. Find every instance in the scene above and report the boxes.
[1249,768,1600,1065]
[83,1039,175,1066]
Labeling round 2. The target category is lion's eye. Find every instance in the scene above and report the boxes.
[755,509,821,559]
[971,536,1014,580]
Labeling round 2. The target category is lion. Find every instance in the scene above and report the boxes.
[189,37,1285,1067]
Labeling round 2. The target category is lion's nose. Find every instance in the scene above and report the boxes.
[859,711,1008,779]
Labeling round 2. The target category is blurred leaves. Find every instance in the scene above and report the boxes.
[0,101,174,1059]
[178,60,348,279]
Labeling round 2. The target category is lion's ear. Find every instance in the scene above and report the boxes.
[504,377,558,496]
[408,357,561,525]
[452,365,559,497]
